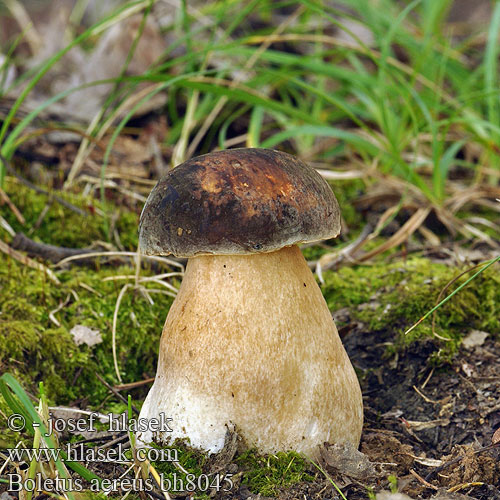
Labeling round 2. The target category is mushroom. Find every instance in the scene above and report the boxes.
[137,148,363,458]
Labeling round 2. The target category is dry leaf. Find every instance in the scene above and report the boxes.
[404,419,450,431]
[70,325,102,347]
[462,330,488,349]
[492,427,500,445]
[320,442,378,479]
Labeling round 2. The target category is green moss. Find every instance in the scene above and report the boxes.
[3,177,139,249]
[0,177,175,447]
[0,255,174,414]
[152,441,206,477]
[150,441,211,498]
[321,256,500,357]
[237,449,314,497]
[151,444,314,498]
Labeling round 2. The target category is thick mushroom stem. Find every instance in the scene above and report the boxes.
[138,245,363,458]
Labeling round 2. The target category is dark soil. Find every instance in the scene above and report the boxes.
[344,327,500,499]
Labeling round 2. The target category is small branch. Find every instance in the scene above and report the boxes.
[409,469,438,490]
[114,378,155,391]
[94,372,140,415]
[0,186,25,224]
[0,238,60,284]
[11,232,95,263]
[424,441,500,482]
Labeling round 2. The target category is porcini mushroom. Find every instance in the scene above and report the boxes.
[137,148,363,458]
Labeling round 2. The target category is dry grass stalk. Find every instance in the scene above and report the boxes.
[0,238,60,284]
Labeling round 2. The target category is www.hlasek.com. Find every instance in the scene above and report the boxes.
[6,442,178,463]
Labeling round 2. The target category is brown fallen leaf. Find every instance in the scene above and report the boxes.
[319,441,378,479]
[492,427,500,446]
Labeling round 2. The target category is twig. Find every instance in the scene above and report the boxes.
[412,385,439,405]
[76,433,125,445]
[98,433,129,450]
[409,469,438,490]
[11,232,96,263]
[114,378,155,391]
[94,372,140,415]
[424,441,500,482]
[0,238,60,284]
[0,186,25,223]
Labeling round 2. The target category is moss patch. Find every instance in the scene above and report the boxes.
[0,174,174,394]
[0,256,175,439]
[3,177,138,249]
[149,442,314,498]
[321,256,500,358]
[0,176,177,447]
[151,441,206,482]
[237,449,314,496]
[150,441,218,499]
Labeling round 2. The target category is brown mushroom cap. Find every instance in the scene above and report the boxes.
[139,148,341,257]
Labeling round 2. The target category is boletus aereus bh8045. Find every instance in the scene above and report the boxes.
[137,148,363,458]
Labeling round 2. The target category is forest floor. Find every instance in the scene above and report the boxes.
[0,158,498,500]
[1,1,500,499]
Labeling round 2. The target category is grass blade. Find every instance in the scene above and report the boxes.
[405,255,500,336]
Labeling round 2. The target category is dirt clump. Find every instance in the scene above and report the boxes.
[436,444,500,488]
